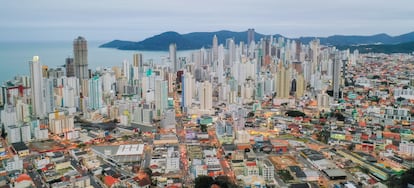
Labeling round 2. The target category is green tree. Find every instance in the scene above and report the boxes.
[400,168,414,187]
[143,167,152,177]
[1,123,6,139]
[214,175,237,188]
[195,175,214,188]
[386,174,401,188]
[77,143,86,149]
[285,110,305,117]
[200,124,207,132]
[317,129,330,144]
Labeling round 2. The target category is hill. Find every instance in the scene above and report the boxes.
[337,41,414,54]
[100,30,414,51]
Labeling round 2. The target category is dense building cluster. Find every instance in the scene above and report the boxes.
[1,30,414,188]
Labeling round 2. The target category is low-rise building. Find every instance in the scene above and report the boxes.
[3,155,23,172]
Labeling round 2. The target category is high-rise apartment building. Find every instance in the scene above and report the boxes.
[212,35,218,62]
[65,57,75,77]
[6,125,21,144]
[228,39,236,67]
[155,79,168,116]
[199,81,212,110]
[181,72,194,109]
[73,36,89,82]
[276,63,290,99]
[169,43,177,72]
[247,28,255,45]
[30,56,46,117]
[332,57,341,100]
[133,53,143,80]
[88,76,103,110]
[310,39,320,74]
[296,74,306,98]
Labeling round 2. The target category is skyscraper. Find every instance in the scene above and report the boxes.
[169,43,177,72]
[310,39,320,74]
[73,36,88,82]
[199,81,212,110]
[132,53,143,82]
[181,72,193,109]
[88,76,103,110]
[30,56,45,117]
[133,53,143,68]
[212,35,218,62]
[276,62,291,99]
[247,28,255,45]
[65,57,75,77]
[332,57,341,100]
[228,39,235,66]
[155,79,168,116]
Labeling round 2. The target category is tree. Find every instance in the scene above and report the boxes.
[317,129,330,144]
[143,167,152,178]
[285,110,306,117]
[195,175,214,188]
[400,168,414,187]
[397,96,406,102]
[77,143,86,149]
[213,176,237,188]
[200,124,207,133]
[386,174,401,188]
[1,123,6,139]
[347,143,355,151]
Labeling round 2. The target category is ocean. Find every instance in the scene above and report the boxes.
[0,41,191,83]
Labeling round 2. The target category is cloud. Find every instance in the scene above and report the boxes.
[1,0,414,41]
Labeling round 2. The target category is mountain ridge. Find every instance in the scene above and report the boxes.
[100,30,414,51]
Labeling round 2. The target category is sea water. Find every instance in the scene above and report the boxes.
[0,41,191,83]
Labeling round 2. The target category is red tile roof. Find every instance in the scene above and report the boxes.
[104,176,119,187]
[15,174,32,183]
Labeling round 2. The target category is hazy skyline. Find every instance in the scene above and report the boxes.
[1,0,414,42]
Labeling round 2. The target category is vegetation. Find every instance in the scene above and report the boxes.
[1,123,6,139]
[277,170,294,182]
[101,31,414,51]
[316,129,330,144]
[194,175,237,188]
[285,110,306,117]
[337,41,414,54]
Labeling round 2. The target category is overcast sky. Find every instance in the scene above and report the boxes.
[1,0,414,41]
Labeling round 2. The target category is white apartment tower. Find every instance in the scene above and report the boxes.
[199,81,212,110]
[155,79,168,117]
[169,43,177,72]
[30,56,46,117]
[181,72,194,109]
[276,62,290,99]
[212,35,218,62]
[332,57,341,100]
[73,36,89,83]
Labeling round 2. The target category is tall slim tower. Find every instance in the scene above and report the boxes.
[247,28,255,45]
[65,57,75,77]
[30,56,45,117]
[169,43,177,72]
[73,36,89,82]
[88,76,103,110]
[310,39,320,74]
[199,81,212,110]
[212,35,218,62]
[133,53,143,68]
[228,39,236,67]
[276,62,291,99]
[155,79,168,116]
[181,72,193,109]
[133,53,143,81]
[332,57,341,100]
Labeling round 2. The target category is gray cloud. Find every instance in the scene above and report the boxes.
[1,0,414,41]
